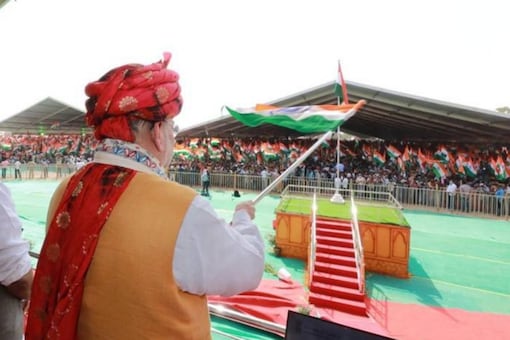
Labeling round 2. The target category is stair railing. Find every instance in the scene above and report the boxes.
[308,190,318,287]
[350,194,365,294]
[387,192,403,210]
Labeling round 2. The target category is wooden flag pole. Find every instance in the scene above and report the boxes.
[251,130,333,205]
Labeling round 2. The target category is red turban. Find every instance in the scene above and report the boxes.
[85,52,182,142]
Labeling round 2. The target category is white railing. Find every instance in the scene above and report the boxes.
[308,191,318,287]
[8,166,507,218]
[166,171,508,219]
[350,194,365,294]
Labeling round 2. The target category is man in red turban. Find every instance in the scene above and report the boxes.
[26,53,264,340]
[84,52,182,143]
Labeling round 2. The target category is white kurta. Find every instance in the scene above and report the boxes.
[93,142,265,297]
[0,183,31,286]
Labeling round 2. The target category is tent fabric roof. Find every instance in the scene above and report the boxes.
[178,81,510,143]
[0,97,91,135]
[1,82,508,143]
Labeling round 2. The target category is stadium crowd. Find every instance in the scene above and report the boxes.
[1,134,509,198]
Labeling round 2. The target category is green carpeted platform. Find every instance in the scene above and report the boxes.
[277,196,410,226]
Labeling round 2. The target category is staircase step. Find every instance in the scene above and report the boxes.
[316,227,353,239]
[310,281,365,302]
[309,291,366,316]
[314,261,358,278]
[315,252,356,267]
[316,219,352,232]
[312,271,360,290]
[316,244,355,257]
[316,235,354,248]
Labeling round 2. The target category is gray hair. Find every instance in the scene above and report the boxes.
[129,118,156,136]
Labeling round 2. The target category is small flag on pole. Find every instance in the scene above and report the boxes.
[334,60,349,104]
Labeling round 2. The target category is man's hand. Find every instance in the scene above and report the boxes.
[235,201,256,220]
[6,269,34,301]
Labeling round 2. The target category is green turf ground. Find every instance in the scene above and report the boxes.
[369,210,510,315]
[4,180,510,338]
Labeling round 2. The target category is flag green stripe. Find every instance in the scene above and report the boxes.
[334,82,343,100]
[226,107,346,134]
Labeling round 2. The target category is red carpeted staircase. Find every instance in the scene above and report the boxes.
[309,218,367,316]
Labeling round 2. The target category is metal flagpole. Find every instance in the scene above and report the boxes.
[330,60,347,204]
[330,126,345,204]
[251,130,333,205]
[330,87,345,204]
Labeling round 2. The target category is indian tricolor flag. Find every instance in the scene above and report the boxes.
[334,60,349,104]
[432,162,447,179]
[397,157,404,171]
[278,142,289,154]
[362,144,372,158]
[386,145,401,159]
[494,156,508,181]
[261,142,278,161]
[194,147,206,161]
[189,138,199,149]
[456,155,465,175]
[463,158,477,178]
[224,100,365,134]
[173,146,193,160]
[233,151,245,163]
[209,138,221,147]
[373,151,386,165]
[402,146,410,163]
[435,145,450,163]
[417,149,428,172]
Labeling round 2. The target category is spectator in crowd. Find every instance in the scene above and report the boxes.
[75,157,86,171]
[27,157,36,180]
[55,156,63,178]
[40,159,49,179]
[506,183,510,214]
[1,159,8,179]
[14,159,21,180]
[446,180,457,210]
[334,175,341,191]
[341,175,349,190]
[25,53,264,339]
[0,182,34,340]
[261,167,270,189]
[201,167,210,196]
[459,182,472,212]
[496,185,505,216]
[336,161,344,174]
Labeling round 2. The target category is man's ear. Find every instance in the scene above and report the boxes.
[152,122,164,151]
